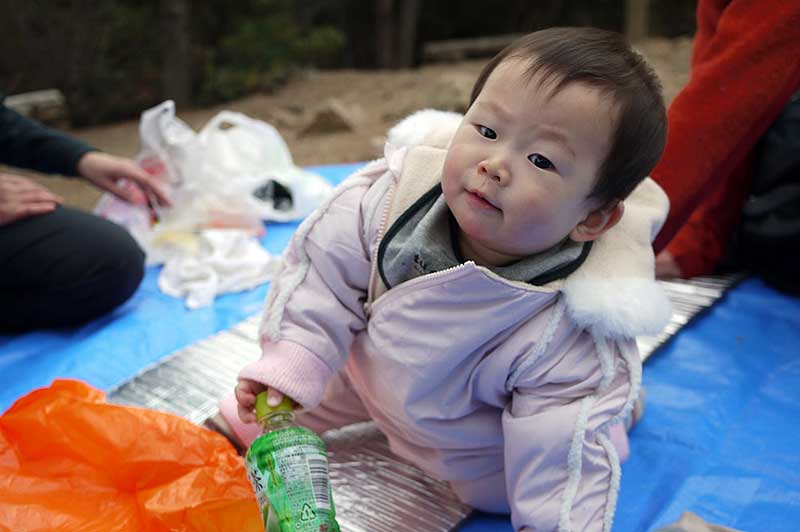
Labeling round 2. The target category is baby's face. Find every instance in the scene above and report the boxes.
[442,59,617,266]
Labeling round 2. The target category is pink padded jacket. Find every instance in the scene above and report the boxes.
[235,110,671,531]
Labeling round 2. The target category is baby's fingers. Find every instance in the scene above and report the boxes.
[267,387,285,407]
[237,401,257,424]
[234,381,259,423]
[235,381,255,402]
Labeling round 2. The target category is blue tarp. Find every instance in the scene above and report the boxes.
[2,163,799,531]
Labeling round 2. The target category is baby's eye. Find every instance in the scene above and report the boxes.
[476,125,497,139]
[528,153,554,170]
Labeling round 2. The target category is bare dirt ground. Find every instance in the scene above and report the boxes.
[40,37,692,211]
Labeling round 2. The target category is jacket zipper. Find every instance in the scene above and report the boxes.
[366,179,396,316]
[367,260,558,317]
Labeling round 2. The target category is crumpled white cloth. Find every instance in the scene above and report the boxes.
[158,229,281,309]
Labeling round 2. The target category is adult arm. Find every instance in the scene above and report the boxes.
[0,97,94,176]
[652,0,800,252]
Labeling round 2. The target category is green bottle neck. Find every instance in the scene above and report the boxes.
[258,410,295,432]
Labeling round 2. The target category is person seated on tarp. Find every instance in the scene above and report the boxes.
[653,0,800,294]
[0,96,169,331]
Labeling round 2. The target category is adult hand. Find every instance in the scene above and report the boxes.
[235,379,288,424]
[0,173,63,225]
[77,151,171,208]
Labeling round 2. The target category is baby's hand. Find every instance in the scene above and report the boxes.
[235,379,286,423]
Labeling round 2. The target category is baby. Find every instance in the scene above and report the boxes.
[219,27,670,531]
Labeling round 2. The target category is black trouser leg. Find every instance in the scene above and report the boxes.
[0,206,145,331]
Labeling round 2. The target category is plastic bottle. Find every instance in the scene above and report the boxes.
[245,392,341,532]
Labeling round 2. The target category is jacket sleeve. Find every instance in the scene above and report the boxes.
[238,161,392,408]
[0,97,95,176]
[503,315,640,532]
[652,0,800,251]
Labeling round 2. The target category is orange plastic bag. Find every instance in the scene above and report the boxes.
[0,379,261,531]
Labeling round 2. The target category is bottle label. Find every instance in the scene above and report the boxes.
[274,442,330,510]
[246,427,339,532]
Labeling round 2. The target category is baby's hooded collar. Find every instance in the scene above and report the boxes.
[384,109,672,339]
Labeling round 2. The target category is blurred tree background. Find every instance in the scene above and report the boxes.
[1,0,696,127]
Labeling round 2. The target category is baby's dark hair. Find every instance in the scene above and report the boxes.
[470,27,667,205]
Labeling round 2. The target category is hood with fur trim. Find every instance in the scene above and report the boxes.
[384,109,672,338]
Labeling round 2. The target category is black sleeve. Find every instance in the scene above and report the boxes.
[0,96,96,177]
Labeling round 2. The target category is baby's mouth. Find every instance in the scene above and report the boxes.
[467,190,501,211]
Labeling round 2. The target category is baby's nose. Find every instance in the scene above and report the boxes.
[478,159,509,183]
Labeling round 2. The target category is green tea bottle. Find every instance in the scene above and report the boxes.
[245,392,341,532]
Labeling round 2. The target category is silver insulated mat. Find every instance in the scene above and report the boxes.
[107,274,739,531]
[323,422,472,531]
[636,275,740,362]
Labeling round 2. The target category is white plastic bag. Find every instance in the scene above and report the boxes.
[132,100,332,226]
[194,109,332,222]
[138,100,200,189]
[94,101,332,307]
[97,100,334,254]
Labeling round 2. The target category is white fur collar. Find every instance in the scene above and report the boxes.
[386,110,671,339]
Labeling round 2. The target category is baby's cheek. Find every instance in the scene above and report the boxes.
[517,199,561,229]
[519,190,548,213]
[441,150,460,178]
[440,163,462,198]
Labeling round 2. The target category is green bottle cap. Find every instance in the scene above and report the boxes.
[255,391,294,421]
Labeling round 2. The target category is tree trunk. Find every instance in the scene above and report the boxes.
[375,0,395,68]
[161,0,191,107]
[394,0,420,67]
[625,0,651,42]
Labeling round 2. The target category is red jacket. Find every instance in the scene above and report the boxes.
[652,0,800,276]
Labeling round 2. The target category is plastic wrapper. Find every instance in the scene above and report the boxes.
[0,380,260,531]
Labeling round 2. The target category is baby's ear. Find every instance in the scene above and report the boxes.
[570,201,624,242]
